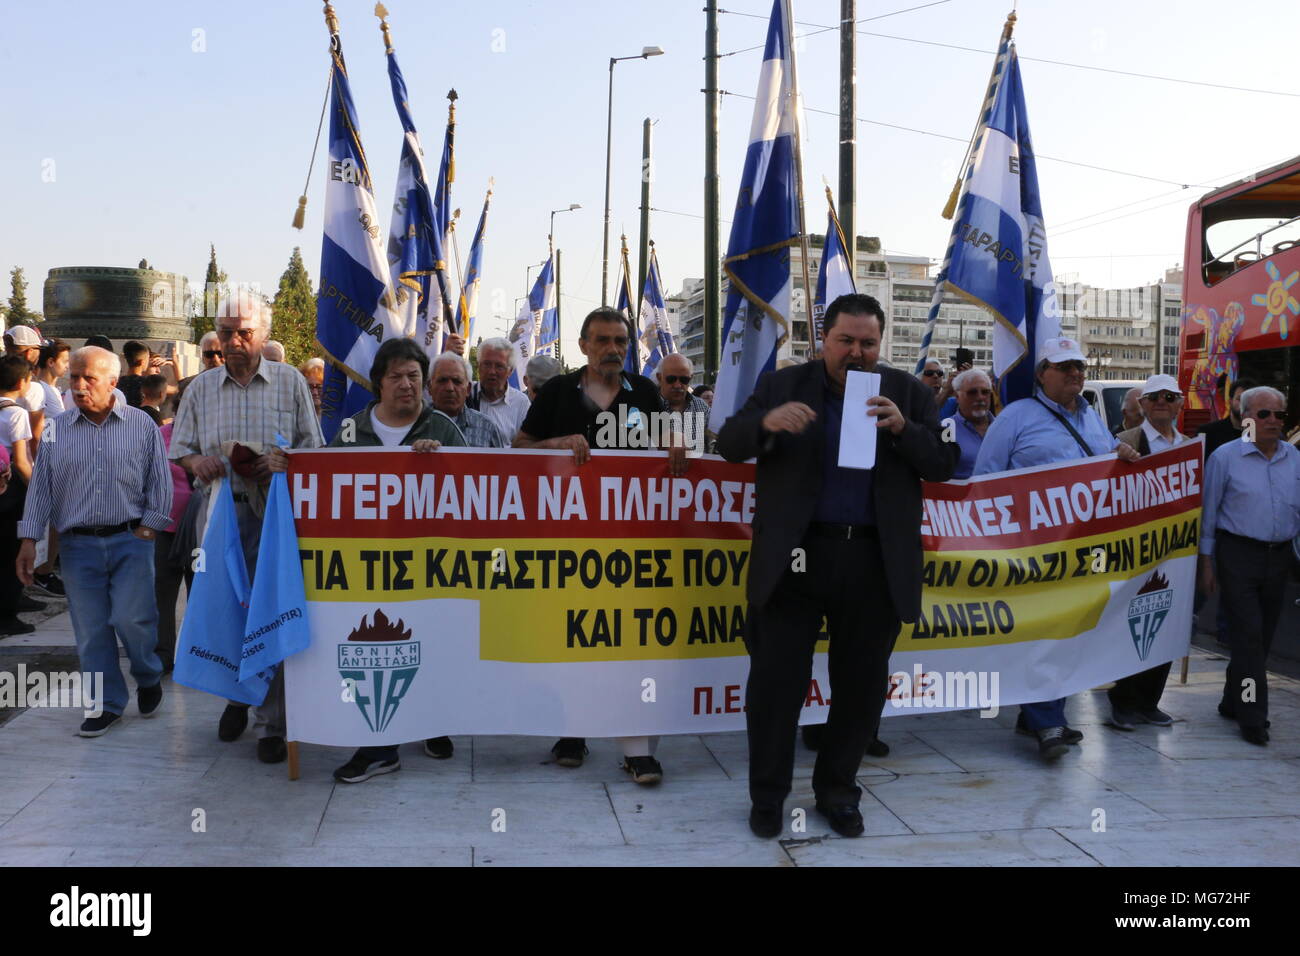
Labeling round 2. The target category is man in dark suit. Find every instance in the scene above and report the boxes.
[717,293,957,839]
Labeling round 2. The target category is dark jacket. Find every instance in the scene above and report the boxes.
[1115,424,1151,457]
[717,361,956,622]
[328,402,467,449]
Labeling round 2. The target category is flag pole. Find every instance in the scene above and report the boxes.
[817,183,852,357]
[784,0,815,361]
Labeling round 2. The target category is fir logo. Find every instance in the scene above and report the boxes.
[1126,570,1173,661]
[337,610,420,732]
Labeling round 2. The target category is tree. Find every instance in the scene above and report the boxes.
[192,243,228,343]
[271,247,318,367]
[6,267,42,327]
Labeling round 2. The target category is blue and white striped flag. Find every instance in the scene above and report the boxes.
[915,35,1058,406]
[812,188,856,347]
[617,237,639,375]
[532,256,559,357]
[316,34,407,442]
[384,44,450,367]
[456,186,492,344]
[710,0,801,433]
[433,100,455,277]
[637,245,676,379]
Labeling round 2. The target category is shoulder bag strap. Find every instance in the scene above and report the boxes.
[1032,395,1094,457]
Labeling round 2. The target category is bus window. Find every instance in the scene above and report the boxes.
[1200,171,1300,285]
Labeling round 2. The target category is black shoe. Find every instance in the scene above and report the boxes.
[801,723,826,751]
[1242,726,1269,746]
[1062,726,1083,744]
[423,736,454,759]
[334,752,400,783]
[17,595,46,612]
[218,704,248,742]
[79,712,121,737]
[551,737,587,768]
[865,737,890,758]
[749,805,783,839]
[1137,706,1173,727]
[1219,703,1269,728]
[137,683,162,718]
[0,617,36,635]
[256,736,288,764]
[622,755,664,785]
[815,802,865,838]
[1017,713,1083,744]
[1108,706,1140,731]
[1037,726,1069,760]
[31,572,66,597]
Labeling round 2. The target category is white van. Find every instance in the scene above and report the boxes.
[1081,380,1144,434]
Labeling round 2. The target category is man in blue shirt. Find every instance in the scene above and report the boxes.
[1199,386,1299,746]
[948,368,995,480]
[974,337,1140,759]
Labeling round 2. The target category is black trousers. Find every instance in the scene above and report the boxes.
[0,511,21,618]
[1108,662,1172,711]
[154,531,194,658]
[744,532,899,809]
[1216,534,1293,729]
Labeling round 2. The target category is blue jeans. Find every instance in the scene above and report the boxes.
[62,530,161,716]
[1020,699,1067,730]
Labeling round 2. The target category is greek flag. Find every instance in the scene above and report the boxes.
[637,245,676,379]
[812,189,856,346]
[617,238,639,375]
[316,35,407,442]
[433,101,455,275]
[456,186,492,343]
[710,0,801,433]
[915,41,1058,406]
[384,45,450,367]
[532,256,559,357]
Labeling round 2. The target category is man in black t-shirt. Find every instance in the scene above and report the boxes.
[515,307,688,785]
[1198,377,1254,459]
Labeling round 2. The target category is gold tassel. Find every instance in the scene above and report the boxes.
[941,178,962,220]
[292,195,307,231]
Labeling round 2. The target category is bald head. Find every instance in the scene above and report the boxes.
[657,353,694,410]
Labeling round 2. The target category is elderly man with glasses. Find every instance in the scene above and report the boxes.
[1200,385,1298,746]
[918,358,944,405]
[468,337,530,446]
[947,368,995,480]
[974,337,1140,760]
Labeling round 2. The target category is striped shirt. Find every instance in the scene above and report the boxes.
[18,401,173,538]
[446,405,504,448]
[169,359,323,492]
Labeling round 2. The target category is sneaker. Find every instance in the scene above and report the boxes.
[551,737,587,768]
[1016,713,1082,744]
[30,572,65,597]
[137,683,163,718]
[1108,706,1139,731]
[1062,726,1084,745]
[0,617,35,636]
[333,752,401,783]
[1137,706,1173,726]
[16,595,46,612]
[423,736,454,759]
[622,755,663,785]
[1036,726,1069,760]
[79,712,121,737]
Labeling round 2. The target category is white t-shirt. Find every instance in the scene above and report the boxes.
[0,399,33,448]
[38,381,63,420]
[370,414,410,447]
[21,381,45,415]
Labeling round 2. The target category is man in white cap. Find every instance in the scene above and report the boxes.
[1108,374,1188,729]
[974,336,1140,760]
[4,326,48,442]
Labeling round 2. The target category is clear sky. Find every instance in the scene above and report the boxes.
[3,0,1297,364]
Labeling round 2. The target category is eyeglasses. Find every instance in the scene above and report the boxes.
[663,375,691,384]
[961,388,992,397]
[215,328,256,341]
[921,369,943,378]
[1253,408,1287,419]
[1142,391,1181,403]
[1047,360,1086,373]
[203,350,223,359]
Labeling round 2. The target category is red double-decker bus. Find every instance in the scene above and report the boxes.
[1179,156,1300,432]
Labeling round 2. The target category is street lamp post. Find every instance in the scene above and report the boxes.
[550,204,580,360]
[601,45,665,306]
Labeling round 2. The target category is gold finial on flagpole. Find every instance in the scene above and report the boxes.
[375,3,394,53]
[323,1,340,37]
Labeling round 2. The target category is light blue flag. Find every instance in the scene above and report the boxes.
[812,192,856,345]
[710,0,801,433]
[637,245,676,379]
[239,473,312,681]
[532,256,559,357]
[385,44,451,365]
[915,43,1059,406]
[455,186,492,343]
[617,239,639,375]
[174,480,271,706]
[317,31,407,443]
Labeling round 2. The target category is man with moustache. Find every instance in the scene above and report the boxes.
[717,293,957,839]
[948,368,995,480]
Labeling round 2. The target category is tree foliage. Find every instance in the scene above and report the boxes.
[6,267,42,327]
[270,247,318,368]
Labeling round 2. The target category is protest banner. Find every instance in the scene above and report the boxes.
[283,443,1200,746]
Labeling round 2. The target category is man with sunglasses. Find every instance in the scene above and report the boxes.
[657,354,710,452]
[918,359,944,405]
[974,337,1140,760]
[1110,374,1189,730]
[1200,386,1298,746]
